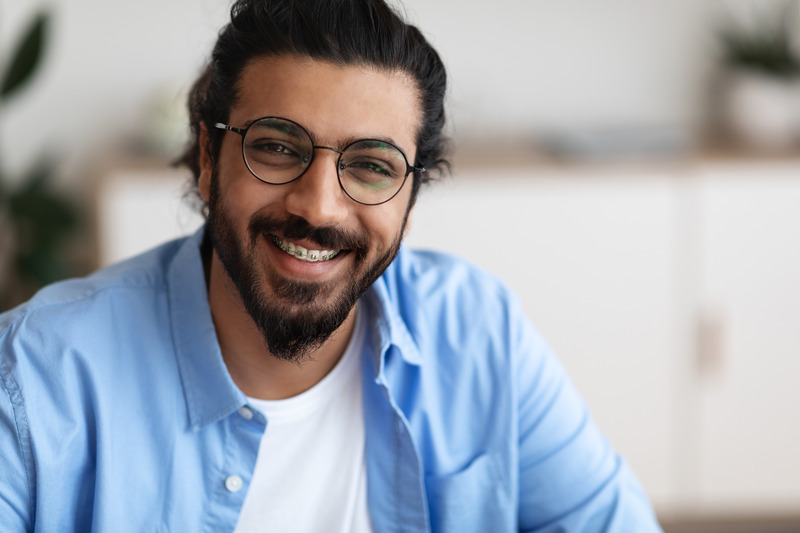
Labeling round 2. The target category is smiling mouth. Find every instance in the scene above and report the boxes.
[272,235,341,263]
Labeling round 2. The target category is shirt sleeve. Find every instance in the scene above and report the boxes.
[1,328,35,532]
[511,297,663,532]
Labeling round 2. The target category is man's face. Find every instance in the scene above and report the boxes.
[198,55,421,361]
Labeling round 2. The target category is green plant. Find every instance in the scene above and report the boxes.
[718,1,800,77]
[1,11,80,310]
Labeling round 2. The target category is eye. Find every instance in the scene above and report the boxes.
[348,159,392,176]
[250,140,297,156]
[341,158,402,192]
[245,138,305,164]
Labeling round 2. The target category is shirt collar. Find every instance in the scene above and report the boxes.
[167,226,245,431]
[362,247,423,373]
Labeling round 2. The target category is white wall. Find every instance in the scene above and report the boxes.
[404,1,719,138]
[1,0,725,186]
[0,0,229,183]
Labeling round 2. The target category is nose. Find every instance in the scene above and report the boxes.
[283,149,350,227]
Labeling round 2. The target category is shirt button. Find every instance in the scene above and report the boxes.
[237,406,254,420]
[225,475,243,493]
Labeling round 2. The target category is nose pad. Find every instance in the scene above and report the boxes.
[283,149,349,227]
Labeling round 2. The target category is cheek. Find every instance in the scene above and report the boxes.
[362,198,412,246]
[215,158,287,225]
[213,179,262,238]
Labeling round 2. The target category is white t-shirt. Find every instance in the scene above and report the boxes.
[233,308,373,533]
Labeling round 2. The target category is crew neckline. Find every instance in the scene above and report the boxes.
[247,306,365,422]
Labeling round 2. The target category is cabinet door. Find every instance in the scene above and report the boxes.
[97,167,203,265]
[694,161,800,514]
[405,168,680,511]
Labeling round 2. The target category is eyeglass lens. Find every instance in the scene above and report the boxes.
[242,117,409,204]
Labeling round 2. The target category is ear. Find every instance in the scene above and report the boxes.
[197,124,212,204]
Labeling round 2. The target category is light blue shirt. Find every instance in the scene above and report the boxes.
[0,227,662,532]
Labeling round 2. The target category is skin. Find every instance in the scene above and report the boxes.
[197,55,422,400]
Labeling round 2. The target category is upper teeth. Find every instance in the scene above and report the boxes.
[273,236,340,262]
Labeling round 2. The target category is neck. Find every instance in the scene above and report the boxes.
[206,251,357,400]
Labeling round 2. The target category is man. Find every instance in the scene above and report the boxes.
[0,0,662,531]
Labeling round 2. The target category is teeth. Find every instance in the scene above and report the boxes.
[272,236,340,262]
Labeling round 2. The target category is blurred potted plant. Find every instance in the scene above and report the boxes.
[717,1,800,151]
[0,11,80,310]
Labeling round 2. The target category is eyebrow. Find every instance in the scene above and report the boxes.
[337,135,407,153]
[248,120,304,137]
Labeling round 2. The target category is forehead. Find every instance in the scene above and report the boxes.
[231,55,422,152]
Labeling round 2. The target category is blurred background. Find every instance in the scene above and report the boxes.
[1,0,799,530]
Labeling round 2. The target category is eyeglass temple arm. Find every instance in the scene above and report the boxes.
[215,122,247,137]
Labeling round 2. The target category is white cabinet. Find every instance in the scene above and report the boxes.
[689,162,800,515]
[96,164,203,266]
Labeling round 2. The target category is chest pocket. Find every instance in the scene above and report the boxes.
[424,453,513,533]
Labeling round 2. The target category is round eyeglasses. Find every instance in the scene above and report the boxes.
[215,117,425,206]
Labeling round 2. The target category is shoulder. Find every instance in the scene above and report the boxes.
[0,234,193,420]
[0,237,186,335]
[380,246,528,351]
[374,246,554,410]
[376,245,562,410]
[383,246,516,321]
[0,237,190,384]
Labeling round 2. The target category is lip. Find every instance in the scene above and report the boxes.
[263,233,347,280]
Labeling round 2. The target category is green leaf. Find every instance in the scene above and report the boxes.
[0,12,50,100]
[9,159,79,248]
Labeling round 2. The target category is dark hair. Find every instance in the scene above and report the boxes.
[178,0,449,207]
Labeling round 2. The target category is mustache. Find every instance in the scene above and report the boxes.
[249,214,368,252]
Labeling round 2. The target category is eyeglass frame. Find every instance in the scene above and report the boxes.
[214,116,426,206]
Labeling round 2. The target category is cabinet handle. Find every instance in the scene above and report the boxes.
[696,310,726,378]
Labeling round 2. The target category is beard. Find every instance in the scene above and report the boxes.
[205,170,408,362]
